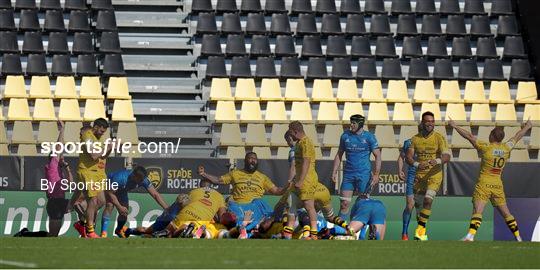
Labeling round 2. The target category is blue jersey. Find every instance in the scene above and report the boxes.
[401,139,417,179]
[288,146,295,163]
[351,198,386,225]
[107,169,152,193]
[339,130,379,175]
[151,201,182,232]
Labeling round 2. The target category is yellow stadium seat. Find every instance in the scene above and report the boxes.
[245,124,268,146]
[224,146,245,159]
[439,80,462,103]
[413,80,437,103]
[16,144,38,156]
[336,80,360,102]
[420,103,442,121]
[470,103,492,125]
[329,147,339,160]
[219,123,244,146]
[83,99,107,121]
[0,121,7,143]
[322,124,343,147]
[515,81,540,104]
[459,149,480,161]
[240,101,263,123]
[529,127,540,149]
[276,147,290,159]
[386,80,409,103]
[259,79,283,101]
[63,121,83,144]
[265,101,288,123]
[381,148,400,161]
[7,98,32,121]
[11,121,35,143]
[252,146,271,159]
[107,77,131,99]
[270,124,289,146]
[0,106,4,121]
[361,80,385,102]
[476,126,493,141]
[367,102,390,125]
[0,144,8,155]
[504,126,526,149]
[317,102,340,124]
[209,78,234,101]
[375,125,398,147]
[509,149,529,162]
[33,98,57,121]
[3,76,27,98]
[392,102,415,125]
[523,104,540,125]
[434,125,447,137]
[450,125,474,148]
[54,76,78,99]
[29,76,52,98]
[303,124,318,145]
[342,102,364,124]
[495,104,518,126]
[37,121,59,143]
[58,99,83,121]
[399,125,418,146]
[311,79,335,102]
[112,99,136,121]
[464,81,488,103]
[284,79,309,101]
[488,81,512,104]
[121,143,142,158]
[116,122,139,144]
[315,146,323,160]
[235,78,259,101]
[215,101,237,123]
[79,77,104,99]
[445,103,467,125]
[290,102,313,122]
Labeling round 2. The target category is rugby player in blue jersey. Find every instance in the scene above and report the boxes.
[397,137,418,240]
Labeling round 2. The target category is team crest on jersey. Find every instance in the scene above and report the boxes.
[146,167,163,189]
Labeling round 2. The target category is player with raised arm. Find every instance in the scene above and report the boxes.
[406,111,451,241]
[332,114,381,221]
[448,118,532,242]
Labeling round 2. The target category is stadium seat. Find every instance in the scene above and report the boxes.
[345,14,367,36]
[301,35,323,58]
[367,103,390,125]
[312,79,335,102]
[491,0,513,16]
[440,0,460,14]
[217,0,238,13]
[408,57,431,80]
[276,147,290,159]
[361,80,385,102]
[214,101,237,123]
[529,127,540,149]
[291,0,313,14]
[364,0,385,14]
[0,120,6,143]
[103,54,126,77]
[2,53,22,75]
[452,37,472,59]
[219,124,243,146]
[80,77,104,99]
[16,144,38,156]
[58,99,82,121]
[11,121,35,143]
[290,102,313,122]
[327,36,348,58]
[464,0,486,15]
[427,36,448,59]
[515,82,540,104]
[470,15,492,37]
[37,121,59,143]
[413,80,437,103]
[296,13,318,36]
[322,125,343,147]
[464,81,488,103]
[316,0,337,14]
[476,126,494,141]
[68,10,91,32]
[483,59,505,81]
[240,101,263,123]
[459,149,480,161]
[503,36,527,59]
[375,36,398,58]
[321,14,341,35]
[284,79,309,101]
[19,9,40,31]
[33,98,57,121]
[192,0,212,13]
[458,59,480,80]
[375,125,398,147]
[402,37,423,58]
[255,57,278,79]
[245,124,268,146]
[342,102,365,123]
[73,33,94,55]
[270,14,291,35]
[476,37,498,59]
[381,148,400,161]
[83,99,106,121]
[274,35,296,56]
[523,104,540,125]
[4,76,28,98]
[270,124,289,146]
[470,104,492,125]
[504,126,526,149]
[201,34,222,56]
[259,79,283,101]
[116,122,139,144]
[242,0,263,13]
[509,59,533,82]
[497,15,519,37]
[397,14,417,36]
[439,80,462,103]
[251,146,271,159]
[234,78,258,101]
[336,80,360,102]
[341,0,361,14]
[0,31,18,54]
[0,9,16,31]
[250,35,271,57]
[223,146,246,160]
[96,10,117,32]
[231,56,252,78]
[25,54,48,77]
[112,100,136,121]
[488,81,513,104]
[317,102,340,124]
[107,77,131,100]
[99,31,121,53]
[306,57,329,79]
[433,58,454,80]
[51,54,74,76]
[64,0,86,10]
[303,124,319,144]
[446,15,467,36]
[370,14,391,35]
[420,103,442,121]
[386,80,409,103]
[356,58,378,79]
[422,14,442,36]
[91,0,113,10]
[206,56,227,78]
[265,102,288,123]
[44,9,65,32]
[196,12,218,34]
[54,76,78,99]
[445,103,467,125]
[450,125,473,148]
[393,102,416,125]
[7,99,32,121]
[225,34,246,56]
[280,57,302,79]
[508,149,529,162]
[399,125,418,145]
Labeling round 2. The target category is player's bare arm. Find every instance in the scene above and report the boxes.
[448,118,477,146]
[397,151,406,181]
[105,190,128,216]
[197,165,225,184]
[371,148,382,187]
[146,186,169,210]
[406,146,428,170]
[331,149,344,183]
[510,119,533,143]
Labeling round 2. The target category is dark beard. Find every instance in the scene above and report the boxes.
[245,163,258,173]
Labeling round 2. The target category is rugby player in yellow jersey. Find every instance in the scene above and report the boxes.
[449,118,532,242]
[198,152,288,238]
[406,111,451,241]
[288,121,321,239]
[77,118,113,238]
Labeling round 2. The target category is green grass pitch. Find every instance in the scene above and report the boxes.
[1,238,539,268]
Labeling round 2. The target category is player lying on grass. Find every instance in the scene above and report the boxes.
[198,152,288,235]
[348,193,387,240]
[448,118,532,242]
[104,166,169,238]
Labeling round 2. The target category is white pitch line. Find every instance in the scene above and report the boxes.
[0,259,37,268]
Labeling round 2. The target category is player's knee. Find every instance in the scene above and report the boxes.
[340,199,350,210]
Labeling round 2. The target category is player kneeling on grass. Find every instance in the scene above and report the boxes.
[348,194,387,240]
[104,166,169,238]
[448,118,532,242]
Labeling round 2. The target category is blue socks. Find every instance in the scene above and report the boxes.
[402,208,412,235]
[101,215,110,234]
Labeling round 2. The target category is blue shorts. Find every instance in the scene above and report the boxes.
[340,172,371,193]
[228,198,273,231]
[350,200,386,225]
[117,191,129,205]
[406,173,416,196]
[150,213,174,232]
